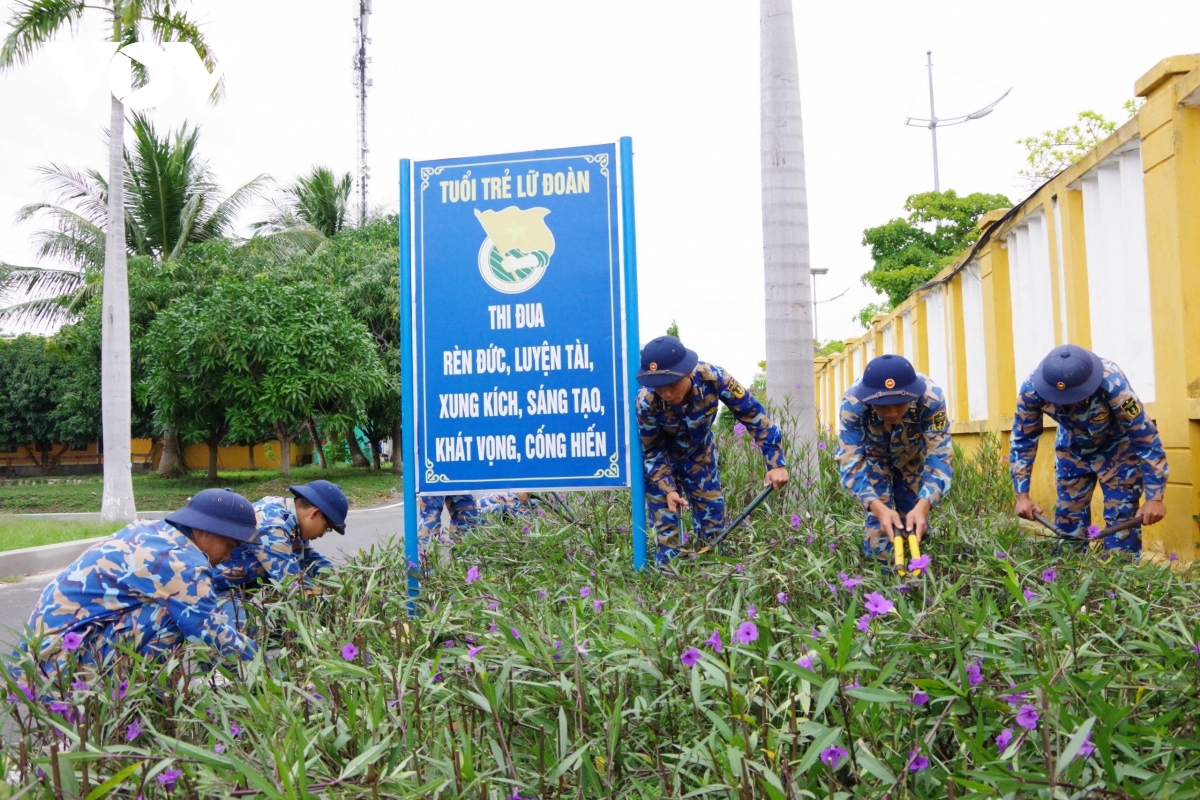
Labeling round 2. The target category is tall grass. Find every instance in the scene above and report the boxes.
[4,426,1199,798]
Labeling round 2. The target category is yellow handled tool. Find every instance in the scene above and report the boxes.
[907,534,923,576]
[893,533,907,576]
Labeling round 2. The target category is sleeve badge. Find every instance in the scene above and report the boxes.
[930,410,948,431]
[728,380,746,399]
[1121,396,1142,418]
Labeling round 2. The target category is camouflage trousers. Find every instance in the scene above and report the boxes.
[861,471,926,566]
[1055,441,1143,552]
[646,456,725,567]
[477,493,531,521]
[417,495,480,550]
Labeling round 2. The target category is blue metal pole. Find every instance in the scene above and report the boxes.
[399,159,420,610]
[619,137,647,572]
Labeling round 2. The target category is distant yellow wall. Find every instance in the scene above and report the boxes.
[1,439,310,472]
[814,54,1200,563]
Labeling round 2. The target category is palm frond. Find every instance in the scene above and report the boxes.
[149,7,224,104]
[201,173,269,240]
[0,0,85,69]
[0,294,75,332]
[24,206,106,269]
[0,262,86,300]
[253,224,329,260]
[30,162,109,225]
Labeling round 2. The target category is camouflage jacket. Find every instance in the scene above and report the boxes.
[835,375,953,509]
[24,520,256,664]
[636,362,785,494]
[212,496,333,592]
[1010,360,1168,499]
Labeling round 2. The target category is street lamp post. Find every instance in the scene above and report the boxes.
[810,267,828,343]
[905,51,1011,192]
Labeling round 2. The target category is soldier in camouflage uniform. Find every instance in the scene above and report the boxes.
[635,336,789,567]
[477,492,532,520]
[15,489,261,679]
[212,480,347,595]
[1011,345,1167,552]
[417,494,480,552]
[835,354,952,565]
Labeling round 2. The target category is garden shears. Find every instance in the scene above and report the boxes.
[892,531,925,577]
[1031,513,1141,544]
[677,484,776,559]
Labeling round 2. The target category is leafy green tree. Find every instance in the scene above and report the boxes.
[253,166,355,257]
[2,0,223,520]
[816,339,845,358]
[854,302,893,330]
[0,335,98,473]
[145,277,387,477]
[666,319,679,338]
[1017,102,1140,186]
[858,190,1010,320]
[3,114,265,328]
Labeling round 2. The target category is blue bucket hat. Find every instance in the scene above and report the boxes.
[636,335,699,388]
[1033,344,1104,405]
[165,488,259,543]
[852,354,926,406]
[289,480,348,534]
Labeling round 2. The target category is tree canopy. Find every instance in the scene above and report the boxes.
[857,189,1010,322]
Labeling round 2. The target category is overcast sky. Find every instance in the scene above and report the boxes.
[2,0,1198,380]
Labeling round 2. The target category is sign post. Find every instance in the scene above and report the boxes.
[399,140,644,599]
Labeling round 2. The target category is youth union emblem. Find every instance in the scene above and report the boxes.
[474,206,555,294]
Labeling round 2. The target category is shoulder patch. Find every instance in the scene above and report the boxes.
[1121,396,1142,418]
[728,380,746,399]
[930,410,948,431]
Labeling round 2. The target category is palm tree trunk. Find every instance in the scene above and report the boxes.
[307,418,327,470]
[345,429,370,468]
[100,92,136,521]
[391,418,402,475]
[761,0,817,474]
[158,429,183,476]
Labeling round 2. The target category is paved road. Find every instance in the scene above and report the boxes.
[0,500,407,652]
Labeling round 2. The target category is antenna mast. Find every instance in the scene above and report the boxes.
[353,0,372,226]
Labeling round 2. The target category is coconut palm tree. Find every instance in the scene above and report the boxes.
[760,0,816,473]
[3,114,264,329]
[253,166,355,256]
[1,0,221,520]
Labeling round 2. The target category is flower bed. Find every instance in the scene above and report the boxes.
[4,435,1199,798]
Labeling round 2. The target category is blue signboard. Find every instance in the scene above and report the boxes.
[409,143,630,493]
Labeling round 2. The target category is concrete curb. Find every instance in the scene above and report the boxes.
[0,537,107,580]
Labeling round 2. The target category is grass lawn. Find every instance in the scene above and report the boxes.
[0,517,116,552]
[0,464,400,515]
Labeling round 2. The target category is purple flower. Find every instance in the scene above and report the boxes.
[593,600,605,612]
[467,645,484,660]
[488,622,498,633]
[487,601,500,611]
[537,589,547,599]
[71,678,88,692]
[1016,704,1039,730]
[407,560,418,570]
[214,742,225,754]
[510,628,521,640]
[996,728,1014,751]
[1078,731,1096,759]
[824,582,839,595]
[996,551,1007,559]
[680,647,702,667]
[536,509,545,516]
[798,654,814,669]
[1042,569,1058,583]
[864,592,894,617]
[522,525,530,533]
[828,542,837,551]
[157,768,183,792]
[1001,688,1028,707]
[229,721,242,739]
[909,555,931,572]
[776,592,788,604]
[465,566,480,584]
[1107,590,1116,599]
[966,661,983,688]
[734,564,745,573]
[810,627,822,640]
[733,422,747,438]
[705,629,723,653]
[908,751,929,772]
[911,690,930,707]
[856,614,871,632]
[62,631,83,651]
[125,720,142,742]
[839,573,863,590]
[747,604,757,618]
[819,746,847,769]
[790,514,801,529]
[818,441,827,450]
[115,680,128,701]
[1087,525,1102,539]
[734,621,758,644]
[580,586,591,598]
[341,643,358,661]
[1170,552,1179,563]
[1023,587,1038,602]
[806,534,816,545]
[897,585,911,595]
